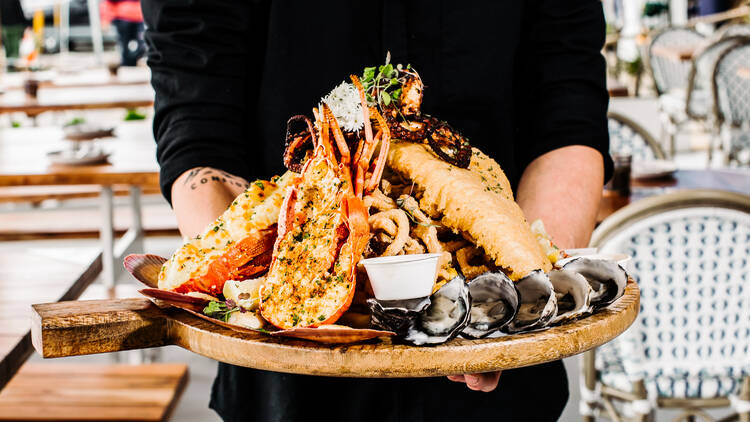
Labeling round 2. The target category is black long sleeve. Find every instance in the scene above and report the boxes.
[143,0,268,203]
[515,0,613,180]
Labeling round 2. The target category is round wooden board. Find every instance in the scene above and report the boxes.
[162,281,639,378]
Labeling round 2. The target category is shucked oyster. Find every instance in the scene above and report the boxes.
[562,257,627,309]
[461,272,519,339]
[367,296,431,336]
[548,269,593,325]
[403,276,471,346]
[505,270,557,333]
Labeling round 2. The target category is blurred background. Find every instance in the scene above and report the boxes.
[0,0,748,421]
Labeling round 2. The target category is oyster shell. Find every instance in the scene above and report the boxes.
[404,276,471,346]
[367,296,431,336]
[562,257,627,309]
[461,272,519,339]
[505,270,557,333]
[549,269,593,324]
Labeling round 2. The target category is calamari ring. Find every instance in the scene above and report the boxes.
[369,209,410,256]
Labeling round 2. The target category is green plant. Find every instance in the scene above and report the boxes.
[124,108,146,121]
[63,117,86,127]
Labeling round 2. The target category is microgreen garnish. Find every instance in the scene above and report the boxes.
[203,300,239,322]
[360,54,410,109]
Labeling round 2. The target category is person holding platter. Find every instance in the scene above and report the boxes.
[142,1,613,421]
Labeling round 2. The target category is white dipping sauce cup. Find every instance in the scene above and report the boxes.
[361,253,441,300]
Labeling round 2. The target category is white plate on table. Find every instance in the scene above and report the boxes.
[63,124,115,141]
[632,159,677,180]
[47,149,110,166]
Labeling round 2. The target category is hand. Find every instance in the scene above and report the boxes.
[447,371,501,392]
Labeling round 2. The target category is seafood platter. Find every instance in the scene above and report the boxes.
[32,59,639,376]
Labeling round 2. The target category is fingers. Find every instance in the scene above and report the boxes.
[445,372,502,392]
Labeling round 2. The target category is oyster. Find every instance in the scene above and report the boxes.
[461,272,519,339]
[505,270,557,333]
[404,276,471,346]
[548,269,593,325]
[562,257,627,309]
[367,296,431,336]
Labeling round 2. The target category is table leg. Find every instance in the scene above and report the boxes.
[129,186,144,253]
[100,186,115,297]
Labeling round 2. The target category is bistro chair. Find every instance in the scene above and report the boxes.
[648,27,706,157]
[608,111,666,161]
[716,22,750,40]
[648,27,706,96]
[580,189,750,422]
[686,36,749,164]
[713,40,750,166]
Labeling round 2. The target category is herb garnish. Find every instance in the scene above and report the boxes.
[203,300,239,322]
[360,54,410,109]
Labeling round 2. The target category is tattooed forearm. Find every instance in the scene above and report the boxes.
[183,167,250,190]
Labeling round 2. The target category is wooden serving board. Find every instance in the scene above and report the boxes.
[30,282,639,378]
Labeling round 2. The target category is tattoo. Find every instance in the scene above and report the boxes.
[184,167,249,190]
[183,167,205,185]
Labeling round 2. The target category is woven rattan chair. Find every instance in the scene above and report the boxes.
[608,111,666,161]
[648,28,706,157]
[716,23,750,40]
[686,36,750,164]
[648,28,706,95]
[713,40,750,166]
[581,189,750,422]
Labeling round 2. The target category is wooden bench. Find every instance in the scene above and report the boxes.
[0,185,162,204]
[0,200,179,241]
[0,248,102,389]
[0,363,188,421]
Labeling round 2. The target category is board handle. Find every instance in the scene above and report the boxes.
[31,298,170,358]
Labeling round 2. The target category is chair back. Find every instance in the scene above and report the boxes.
[718,23,750,40]
[591,190,750,382]
[686,36,748,120]
[608,111,666,160]
[713,40,750,126]
[648,27,705,95]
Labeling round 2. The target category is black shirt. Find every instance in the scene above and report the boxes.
[143,1,611,421]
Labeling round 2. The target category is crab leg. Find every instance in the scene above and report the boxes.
[364,108,391,195]
[350,75,376,198]
[313,107,338,168]
[322,105,354,194]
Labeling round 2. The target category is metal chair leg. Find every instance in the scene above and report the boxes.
[583,349,598,422]
[632,379,651,422]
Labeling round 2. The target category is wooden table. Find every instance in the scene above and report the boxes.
[0,84,154,117]
[598,169,750,223]
[607,76,629,98]
[0,67,151,90]
[0,246,101,390]
[0,122,160,290]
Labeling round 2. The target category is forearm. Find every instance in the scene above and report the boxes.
[171,167,250,239]
[516,145,604,250]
